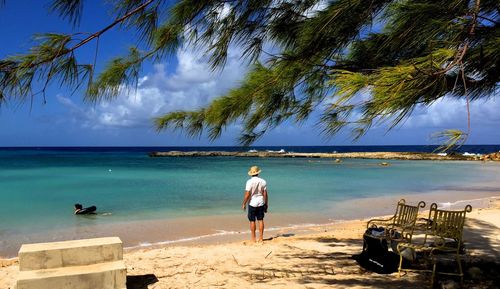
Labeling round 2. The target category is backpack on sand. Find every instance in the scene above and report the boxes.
[352,227,401,274]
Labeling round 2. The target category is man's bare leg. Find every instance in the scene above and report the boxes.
[250,221,256,242]
[258,220,264,242]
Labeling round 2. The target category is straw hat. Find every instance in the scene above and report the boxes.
[248,166,262,176]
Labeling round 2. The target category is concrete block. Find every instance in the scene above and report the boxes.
[19,237,122,271]
[16,260,126,289]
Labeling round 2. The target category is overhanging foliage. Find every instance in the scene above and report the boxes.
[0,0,498,146]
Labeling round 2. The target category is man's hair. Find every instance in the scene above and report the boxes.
[74,203,83,209]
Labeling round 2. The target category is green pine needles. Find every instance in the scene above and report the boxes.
[1,0,499,147]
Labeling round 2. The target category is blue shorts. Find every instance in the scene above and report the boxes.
[248,205,265,222]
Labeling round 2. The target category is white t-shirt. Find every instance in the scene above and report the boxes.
[245,176,267,207]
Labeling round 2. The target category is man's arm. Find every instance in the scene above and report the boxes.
[263,189,268,211]
[241,191,250,210]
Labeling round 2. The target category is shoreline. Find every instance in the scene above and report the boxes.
[123,195,500,250]
[2,160,499,259]
[149,150,500,161]
[2,197,499,288]
[1,188,498,259]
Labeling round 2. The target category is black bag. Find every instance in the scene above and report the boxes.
[353,228,400,274]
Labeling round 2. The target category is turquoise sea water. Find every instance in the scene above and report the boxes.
[1,148,498,239]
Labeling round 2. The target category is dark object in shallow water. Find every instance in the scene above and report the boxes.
[75,205,97,215]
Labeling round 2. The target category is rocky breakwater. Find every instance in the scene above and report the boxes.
[148,151,479,160]
[149,151,311,158]
[480,152,500,161]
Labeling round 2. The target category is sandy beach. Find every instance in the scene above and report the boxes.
[1,196,499,289]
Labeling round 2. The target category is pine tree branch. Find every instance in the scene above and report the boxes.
[3,0,156,72]
[462,0,481,140]
[434,0,482,76]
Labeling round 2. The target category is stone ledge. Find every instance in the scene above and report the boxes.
[17,260,126,289]
[19,237,122,271]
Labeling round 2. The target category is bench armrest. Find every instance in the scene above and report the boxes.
[366,216,395,229]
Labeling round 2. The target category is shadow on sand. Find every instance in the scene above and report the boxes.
[226,232,499,289]
[224,236,428,288]
[464,218,500,261]
[127,274,159,289]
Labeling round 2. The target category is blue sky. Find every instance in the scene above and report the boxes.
[0,1,499,147]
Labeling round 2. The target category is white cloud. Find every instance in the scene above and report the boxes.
[312,90,500,144]
[58,45,249,130]
[320,88,499,131]
[403,96,500,129]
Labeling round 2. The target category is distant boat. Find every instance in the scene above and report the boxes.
[248,149,258,153]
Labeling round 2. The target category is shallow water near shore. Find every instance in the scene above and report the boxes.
[1,148,499,257]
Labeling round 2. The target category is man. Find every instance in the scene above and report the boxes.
[74,203,97,215]
[241,165,269,243]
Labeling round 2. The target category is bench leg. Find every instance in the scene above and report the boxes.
[456,254,464,286]
[398,254,404,278]
[431,262,437,288]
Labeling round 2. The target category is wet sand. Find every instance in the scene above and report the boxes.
[1,185,498,259]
